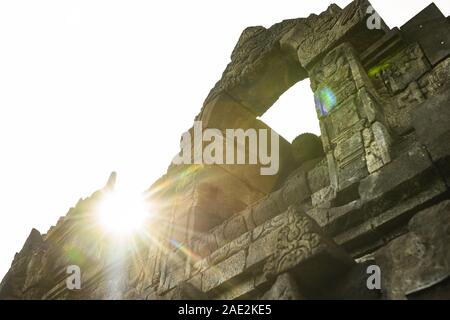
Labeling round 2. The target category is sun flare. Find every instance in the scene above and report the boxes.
[96,188,150,236]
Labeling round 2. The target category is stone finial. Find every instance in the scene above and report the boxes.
[105,171,117,191]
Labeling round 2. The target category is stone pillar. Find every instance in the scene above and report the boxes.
[309,42,393,192]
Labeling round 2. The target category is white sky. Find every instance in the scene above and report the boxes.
[0,0,448,280]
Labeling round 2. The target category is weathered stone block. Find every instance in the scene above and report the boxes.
[214,276,255,300]
[376,43,430,94]
[252,190,285,226]
[226,48,306,116]
[322,262,381,299]
[191,259,209,276]
[412,85,450,185]
[307,207,329,229]
[307,160,330,194]
[263,207,354,289]
[261,273,304,300]
[202,250,247,293]
[193,233,218,258]
[387,81,425,135]
[187,273,202,293]
[401,3,450,66]
[163,282,209,300]
[364,121,392,173]
[208,233,251,266]
[407,277,450,300]
[241,208,256,232]
[168,164,263,235]
[375,200,450,299]
[333,218,379,252]
[202,20,307,116]
[247,226,280,269]
[281,169,311,206]
[412,85,450,143]
[201,92,264,131]
[359,144,440,204]
[326,199,365,236]
[333,130,364,166]
[330,176,445,255]
[419,57,450,96]
[168,263,188,290]
[169,211,190,244]
[311,185,336,208]
[223,215,248,244]
[252,211,289,243]
[193,118,295,194]
[296,0,386,68]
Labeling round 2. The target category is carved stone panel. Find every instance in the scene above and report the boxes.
[311,42,393,191]
[296,0,386,68]
[376,43,430,95]
[263,207,354,288]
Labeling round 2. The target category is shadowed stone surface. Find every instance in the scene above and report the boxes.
[261,273,304,300]
[375,201,450,299]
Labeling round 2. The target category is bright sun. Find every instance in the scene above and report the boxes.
[96,188,150,236]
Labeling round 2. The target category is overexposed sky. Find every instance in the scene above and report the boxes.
[0,0,448,280]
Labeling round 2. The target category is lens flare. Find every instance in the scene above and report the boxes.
[96,188,150,236]
[170,239,202,262]
[368,61,391,78]
[314,87,337,117]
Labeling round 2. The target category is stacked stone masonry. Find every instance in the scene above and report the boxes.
[1,0,450,299]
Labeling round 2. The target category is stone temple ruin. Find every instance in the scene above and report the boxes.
[1,0,450,300]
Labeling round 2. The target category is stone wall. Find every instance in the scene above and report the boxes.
[1,0,450,300]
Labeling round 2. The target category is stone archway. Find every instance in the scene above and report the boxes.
[195,0,388,195]
[146,0,391,295]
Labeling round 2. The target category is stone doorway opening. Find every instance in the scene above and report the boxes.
[259,79,320,143]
